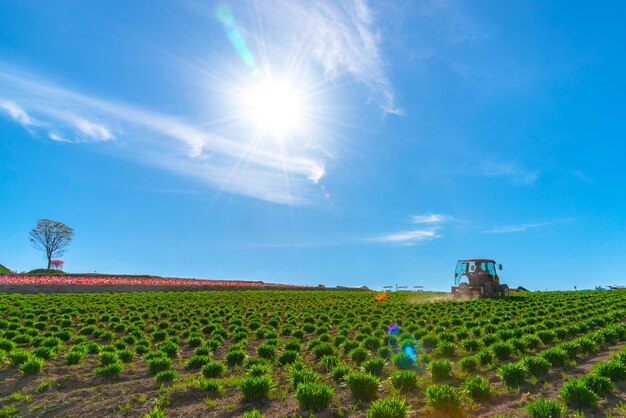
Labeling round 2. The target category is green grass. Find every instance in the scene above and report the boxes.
[0,264,11,275]
[462,375,492,401]
[424,384,462,413]
[0,405,18,417]
[525,398,566,418]
[366,398,408,418]
[561,378,599,408]
[239,375,275,401]
[94,361,124,377]
[344,371,380,402]
[295,382,334,411]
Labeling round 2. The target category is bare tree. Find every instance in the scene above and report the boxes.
[29,219,75,269]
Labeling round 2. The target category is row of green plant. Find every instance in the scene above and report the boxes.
[495,324,626,389]
[559,345,626,409]
[2,290,626,417]
[521,343,626,418]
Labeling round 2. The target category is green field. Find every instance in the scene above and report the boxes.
[0,264,11,275]
[1,290,626,417]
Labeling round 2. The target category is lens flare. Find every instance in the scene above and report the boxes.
[403,345,416,361]
[387,323,400,335]
[216,4,258,73]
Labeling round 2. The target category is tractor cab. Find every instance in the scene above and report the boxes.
[452,259,508,298]
[454,259,501,285]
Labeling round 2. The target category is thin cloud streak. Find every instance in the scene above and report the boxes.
[48,132,69,142]
[366,212,455,245]
[482,217,574,234]
[411,213,451,224]
[483,223,549,234]
[0,66,327,205]
[481,162,539,185]
[0,100,34,126]
[367,229,440,245]
[69,116,114,142]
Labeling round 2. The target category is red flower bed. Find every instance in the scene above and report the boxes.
[0,275,304,288]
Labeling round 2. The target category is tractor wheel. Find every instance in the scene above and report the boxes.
[499,285,510,298]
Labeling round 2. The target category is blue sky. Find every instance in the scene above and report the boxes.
[1,0,625,291]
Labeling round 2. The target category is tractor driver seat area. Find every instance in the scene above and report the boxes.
[468,262,483,286]
[468,272,478,287]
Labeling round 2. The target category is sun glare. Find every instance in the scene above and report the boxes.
[244,80,305,138]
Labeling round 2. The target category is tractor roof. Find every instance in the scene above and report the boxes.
[458,259,496,263]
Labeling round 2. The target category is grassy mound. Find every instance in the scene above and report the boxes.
[0,264,12,275]
[27,269,66,275]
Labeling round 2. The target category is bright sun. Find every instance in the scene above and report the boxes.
[244,80,305,138]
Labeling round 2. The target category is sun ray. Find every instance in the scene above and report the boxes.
[153,1,372,206]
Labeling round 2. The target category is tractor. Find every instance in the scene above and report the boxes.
[451,259,509,298]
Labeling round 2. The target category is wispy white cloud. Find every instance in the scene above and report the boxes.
[367,229,440,245]
[251,0,401,114]
[482,217,573,234]
[481,162,539,185]
[1,96,113,143]
[483,223,548,234]
[48,132,69,142]
[411,213,452,224]
[367,212,458,245]
[0,66,327,205]
[0,100,34,126]
[70,117,114,142]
